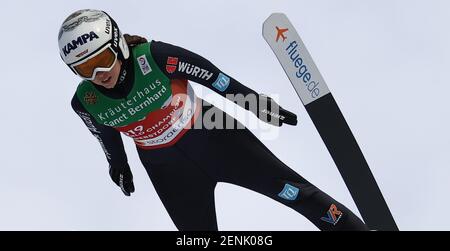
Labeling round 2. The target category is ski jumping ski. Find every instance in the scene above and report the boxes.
[263,13,398,231]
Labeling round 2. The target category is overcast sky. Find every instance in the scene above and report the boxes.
[0,0,449,230]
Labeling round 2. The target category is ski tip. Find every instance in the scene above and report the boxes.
[263,13,286,25]
[264,13,287,22]
[262,13,288,38]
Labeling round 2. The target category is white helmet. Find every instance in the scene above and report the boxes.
[58,9,129,78]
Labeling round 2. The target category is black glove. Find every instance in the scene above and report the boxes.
[109,163,135,196]
[256,94,298,127]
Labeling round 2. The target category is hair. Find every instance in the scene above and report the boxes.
[123,34,148,48]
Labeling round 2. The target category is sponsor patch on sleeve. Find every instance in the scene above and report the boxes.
[278,183,300,201]
[211,73,230,92]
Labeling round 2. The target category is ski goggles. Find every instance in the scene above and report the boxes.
[69,43,118,80]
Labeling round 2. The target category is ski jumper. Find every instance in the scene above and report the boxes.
[71,41,369,231]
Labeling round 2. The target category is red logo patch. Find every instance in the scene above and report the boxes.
[166,57,178,74]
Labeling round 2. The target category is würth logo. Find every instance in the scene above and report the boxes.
[165,57,214,81]
[166,57,178,74]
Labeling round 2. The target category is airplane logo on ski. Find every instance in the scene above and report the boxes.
[275,26,289,42]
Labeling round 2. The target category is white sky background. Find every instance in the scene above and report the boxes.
[0,0,448,230]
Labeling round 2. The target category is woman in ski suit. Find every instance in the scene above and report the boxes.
[59,9,368,231]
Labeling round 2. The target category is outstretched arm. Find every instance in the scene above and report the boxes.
[150,41,258,97]
[150,41,297,126]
